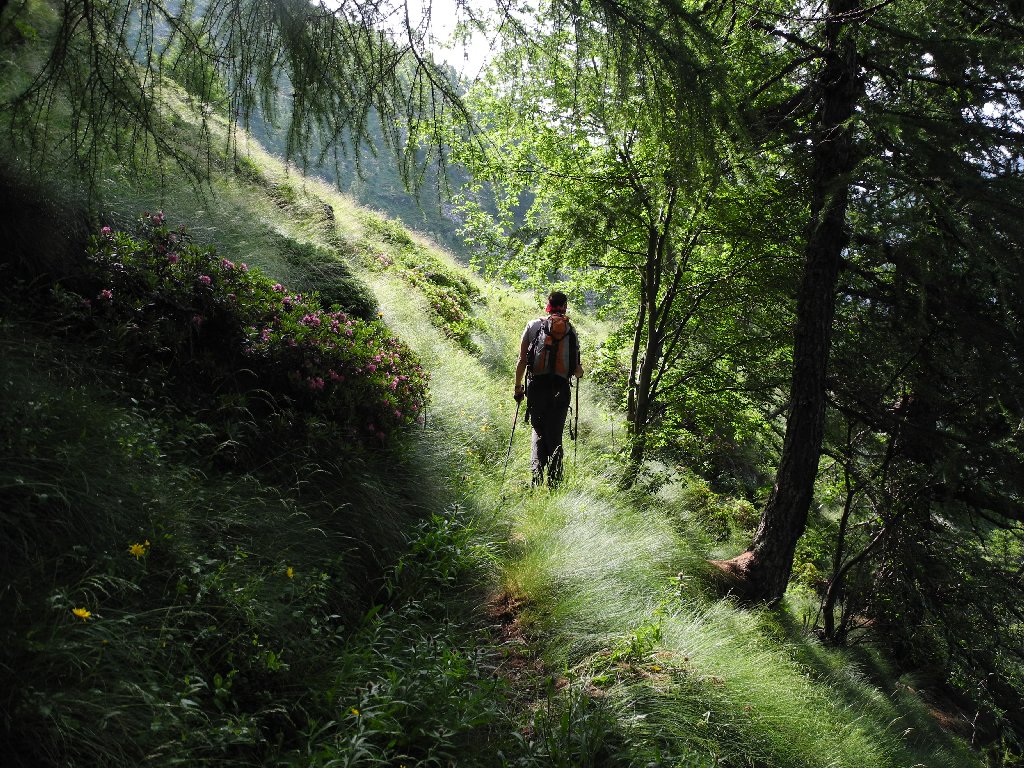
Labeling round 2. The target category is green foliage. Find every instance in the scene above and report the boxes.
[271,232,378,319]
[449,6,799,475]
[790,519,835,592]
[510,680,627,768]
[58,213,427,457]
[2,0,462,187]
[333,604,507,766]
[394,505,492,593]
[232,152,269,187]
[361,212,483,353]
[0,321,513,767]
[647,469,759,547]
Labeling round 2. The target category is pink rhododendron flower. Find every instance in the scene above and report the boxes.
[167,253,179,264]
[98,289,113,300]
[199,275,212,285]
[272,283,285,292]
[240,263,249,272]
[100,226,112,236]
[367,364,376,372]
[221,258,235,269]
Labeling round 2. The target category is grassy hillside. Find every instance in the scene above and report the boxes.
[0,10,996,766]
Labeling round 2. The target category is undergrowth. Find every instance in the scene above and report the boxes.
[53,212,428,462]
[359,211,483,354]
[0,319,517,767]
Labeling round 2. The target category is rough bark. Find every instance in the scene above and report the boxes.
[629,227,666,467]
[717,0,864,603]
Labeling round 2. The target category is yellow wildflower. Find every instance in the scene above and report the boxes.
[72,607,92,620]
[350,707,360,716]
[286,566,295,579]
[128,542,148,559]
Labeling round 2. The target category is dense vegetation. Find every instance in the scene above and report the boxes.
[2,0,1022,766]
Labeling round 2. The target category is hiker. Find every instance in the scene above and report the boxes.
[514,291,584,487]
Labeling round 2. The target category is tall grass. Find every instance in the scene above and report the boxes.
[342,209,981,766]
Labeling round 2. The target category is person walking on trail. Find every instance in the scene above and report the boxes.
[514,291,584,488]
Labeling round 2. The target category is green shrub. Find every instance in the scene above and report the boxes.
[678,476,730,542]
[61,213,428,453]
[233,153,268,187]
[273,233,378,319]
[361,211,483,352]
[317,263,379,318]
[514,680,628,768]
[0,324,505,768]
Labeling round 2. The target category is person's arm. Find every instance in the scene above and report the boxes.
[514,331,531,400]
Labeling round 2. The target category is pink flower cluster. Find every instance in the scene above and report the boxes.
[83,215,430,444]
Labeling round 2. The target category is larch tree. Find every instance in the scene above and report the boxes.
[718,0,1024,602]
[1,0,466,185]
[553,0,1023,604]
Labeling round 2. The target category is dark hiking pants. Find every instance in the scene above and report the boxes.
[526,374,571,482]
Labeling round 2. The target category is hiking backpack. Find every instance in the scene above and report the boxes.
[527,314,578,379]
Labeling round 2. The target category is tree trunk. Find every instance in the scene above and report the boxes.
[822,471,857,640]
[627,294,646,428]
[629,227,665,467]
[715,0,863,603]
[629,323,662,466]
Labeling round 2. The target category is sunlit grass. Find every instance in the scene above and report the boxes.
[334,228,980,766]
[357,240,981,766]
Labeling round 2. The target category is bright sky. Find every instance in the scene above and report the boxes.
[401,0,496,78]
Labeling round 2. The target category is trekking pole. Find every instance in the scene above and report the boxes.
[501,398,522,488]
[573,377,580,471]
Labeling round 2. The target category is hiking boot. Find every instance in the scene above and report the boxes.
[547,446,563,488]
